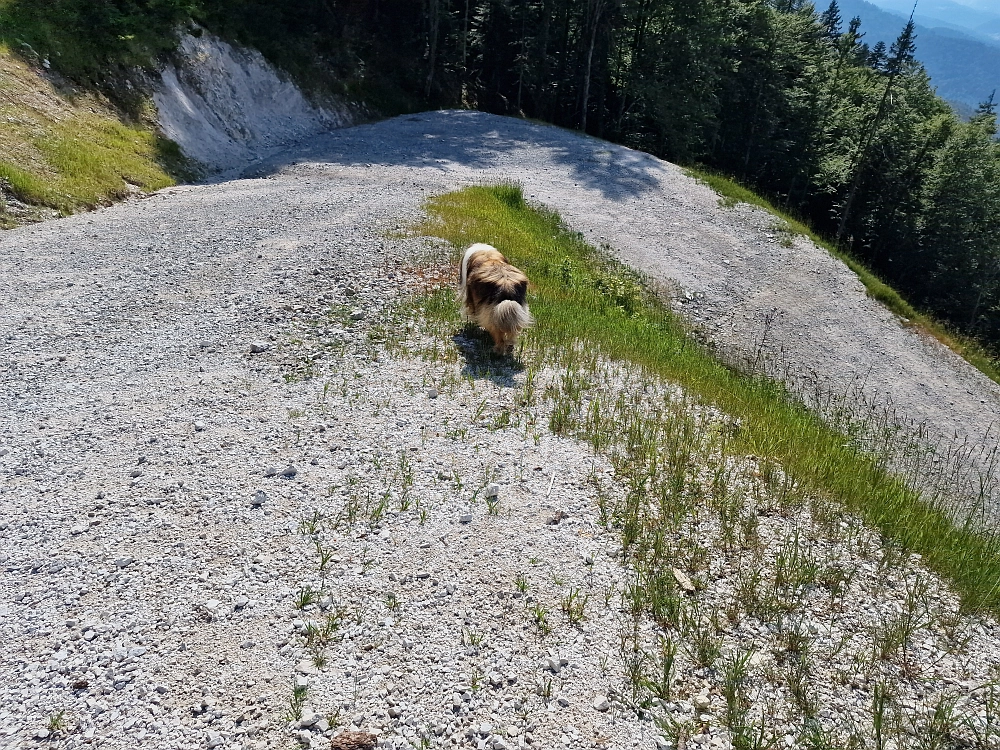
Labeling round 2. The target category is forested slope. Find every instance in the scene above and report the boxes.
[2,0,1000,352]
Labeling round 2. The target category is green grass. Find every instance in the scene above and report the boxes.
[0,44,190,223]
[6,117,187,214]
[417,183,1000,614]
[35,118,185,210]
[0,160,57,206]
[684,166,1000,386]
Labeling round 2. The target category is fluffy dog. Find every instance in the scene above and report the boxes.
[458,243,533,353]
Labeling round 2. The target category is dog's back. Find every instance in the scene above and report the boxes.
[461,244,527,309]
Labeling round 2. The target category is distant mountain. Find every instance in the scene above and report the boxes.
[838,0,1000,109]
[865,0,1000,45]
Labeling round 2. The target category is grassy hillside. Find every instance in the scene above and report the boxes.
[0,44,187,227]
[416,183,1000,614]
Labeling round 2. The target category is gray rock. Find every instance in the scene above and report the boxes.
[194,421,207,432]
[206,731,224,748]
[484,483,500,498]
[349,309,365,321]
[295,660,320,675]
[672,567,696,594]
[115,557,134,568]
[300,711,321,728]
[249,342,270,353]
[250,490,268,507]
[427,388,438,399]
[593,695,610,712]
[264,466,278,477]
[459,513,473,524]
[541,657,561,674]
[692,693,712,712]
[280,464,298,478]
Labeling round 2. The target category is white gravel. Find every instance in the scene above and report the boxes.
[2,110,1000,750]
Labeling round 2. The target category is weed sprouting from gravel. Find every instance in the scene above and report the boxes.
[46,710,68,735]
[295,585,318,610]
[529,604,552,637]
[722,649,754,735]
[560,587,588,626]
[514,572,529,594]
[285,684,308,722]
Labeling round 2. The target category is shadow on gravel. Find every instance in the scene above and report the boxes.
[452,325,525,387]
[235,110,662,201]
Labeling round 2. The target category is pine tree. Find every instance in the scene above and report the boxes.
[820,0,841,38]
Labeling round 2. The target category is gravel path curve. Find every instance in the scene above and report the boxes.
[248,110,1000,502]
[3,109,1000,749]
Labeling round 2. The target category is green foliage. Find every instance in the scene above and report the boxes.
[0,0,194,83]
[419,184,1000,615]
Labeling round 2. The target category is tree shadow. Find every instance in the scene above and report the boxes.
[452,323,525,387]
[228,109,663,201]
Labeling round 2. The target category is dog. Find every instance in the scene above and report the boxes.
[458,243,533,353]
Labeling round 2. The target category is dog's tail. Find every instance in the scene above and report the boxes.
[487,300,534,333]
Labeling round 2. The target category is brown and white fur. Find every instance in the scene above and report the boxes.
[458,243,533,353]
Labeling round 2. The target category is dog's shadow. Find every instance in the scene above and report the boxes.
[453,324,526,387]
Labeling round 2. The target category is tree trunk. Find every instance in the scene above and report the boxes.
[425,0,440,99]
[580,0,603,132]
[835,78,895,246]
[460,0,470,105]
[836,21,915,246]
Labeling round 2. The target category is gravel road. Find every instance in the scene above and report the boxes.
[249,110,1000,487]
[3,110,1000,749]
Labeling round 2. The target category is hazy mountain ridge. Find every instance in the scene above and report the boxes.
[870,0,1000,44]
[840,0,1000,106]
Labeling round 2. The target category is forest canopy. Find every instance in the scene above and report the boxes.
[2,0,1000,347]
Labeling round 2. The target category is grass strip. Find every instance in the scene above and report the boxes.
[417,182,1000,614]
[684,166,1000,386]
